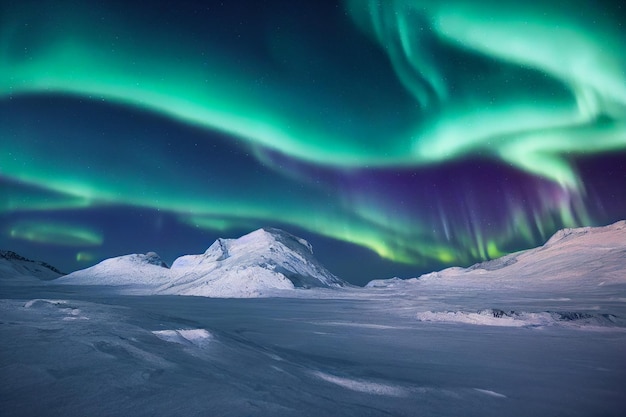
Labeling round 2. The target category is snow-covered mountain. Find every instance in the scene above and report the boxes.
[55,252,170,287]
[58,228,347,297]
[162,228,346,297]
[0,250,64,281]
[367,220,626,290]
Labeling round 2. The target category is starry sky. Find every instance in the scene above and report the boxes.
[1,0,625,285]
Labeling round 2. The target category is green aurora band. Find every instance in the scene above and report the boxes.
[9,220,103,247]
[1,0,624,268]
[346,0,626,188]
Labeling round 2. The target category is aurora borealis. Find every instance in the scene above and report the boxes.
[1,0,625,284]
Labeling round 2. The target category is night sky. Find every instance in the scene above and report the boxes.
[1,0,625,285]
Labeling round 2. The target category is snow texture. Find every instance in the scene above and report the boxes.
[310,371,409,397]
[152,329,213,347]
[415,309,624,329]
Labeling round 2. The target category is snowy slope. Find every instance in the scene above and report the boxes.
[0,250,64,281]
[56,252,170,287]
[367,220,626,290]
[360,221,626,330]
[57,228,346,297]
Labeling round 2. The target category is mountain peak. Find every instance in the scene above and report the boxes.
[236,228,314,254]
[143,252,169,268]
[168,227,345,295]
[240,228,314,254]
[543,220,626,247]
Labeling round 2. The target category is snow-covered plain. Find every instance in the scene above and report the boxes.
[1,222,625,416]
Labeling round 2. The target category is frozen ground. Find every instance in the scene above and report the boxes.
[1,279,625,417]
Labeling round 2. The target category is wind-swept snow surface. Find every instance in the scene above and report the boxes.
[57,228,347,297]
[1,288,625,417]
[152,329,213,347]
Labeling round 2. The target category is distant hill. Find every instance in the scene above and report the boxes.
[367,220,626,290]
[0,250,64,281]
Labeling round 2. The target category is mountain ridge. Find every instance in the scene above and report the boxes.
[56,227,347,297]
[0,250,65,281]
[3,221,625,296]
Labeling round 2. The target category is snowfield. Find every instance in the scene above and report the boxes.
[1,222,625,416]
